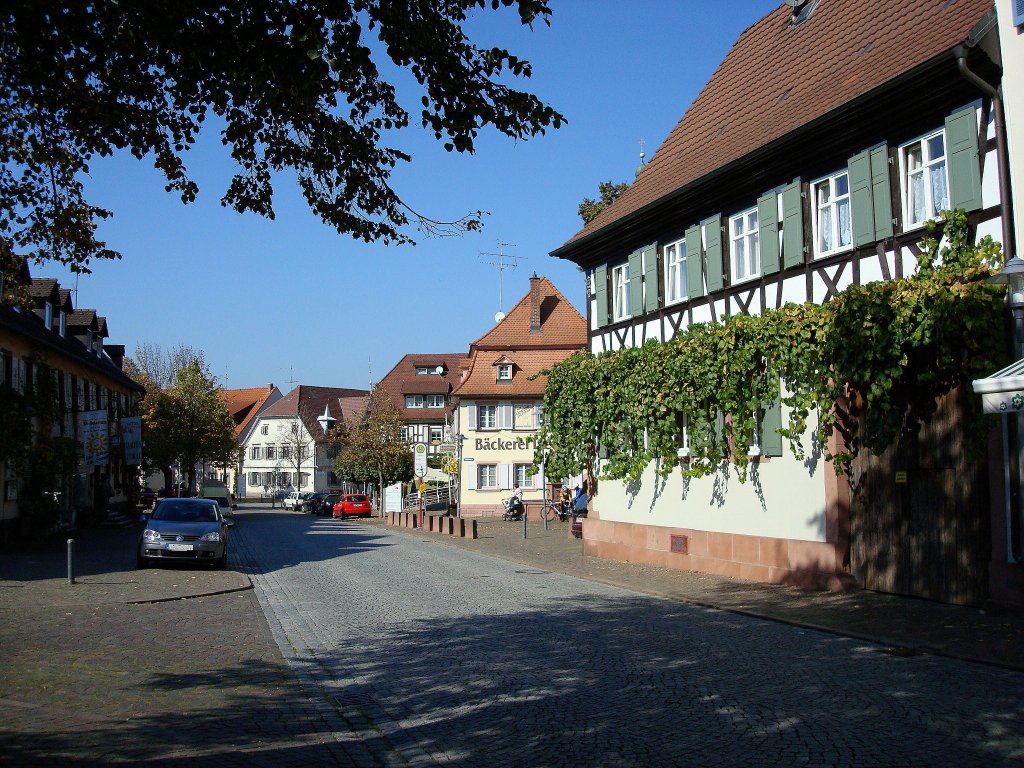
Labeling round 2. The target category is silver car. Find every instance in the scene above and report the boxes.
[138,498,228,569]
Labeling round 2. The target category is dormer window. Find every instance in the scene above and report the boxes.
[44,302,53,330]
[497,364,513,381]
[58,311,66,337]
[86,330,93,350]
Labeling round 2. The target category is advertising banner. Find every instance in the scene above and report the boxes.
[78,410,109,466]
[120,416,143,466]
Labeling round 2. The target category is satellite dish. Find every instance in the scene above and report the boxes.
[494,311,506,323]
[434,365,444,375]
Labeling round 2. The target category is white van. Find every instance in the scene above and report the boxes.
[283,491,310,511]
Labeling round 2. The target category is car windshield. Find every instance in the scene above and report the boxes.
[348,495,368,502]
[153,501,219,523]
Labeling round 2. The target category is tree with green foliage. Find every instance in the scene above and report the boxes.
[0,0,565,280]
[142,361,239,494]
[333,387,413,513]
[537,210,1008,485]
[578,180,630,224]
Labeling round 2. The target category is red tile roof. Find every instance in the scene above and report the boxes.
[261,385,370,442]
[221,385,280,438]
[454,348,582,398]
[454,276,586,398]
[468,276,585,349]
[376,352,469,422]
[559,0,994,249]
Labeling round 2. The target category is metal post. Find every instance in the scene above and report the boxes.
[66,538,75,585]
[456,433,465,518]
[541,457,548,531]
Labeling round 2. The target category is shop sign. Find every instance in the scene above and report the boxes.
[475,436,535,451]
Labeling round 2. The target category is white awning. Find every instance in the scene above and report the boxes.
[973,358,1024,414]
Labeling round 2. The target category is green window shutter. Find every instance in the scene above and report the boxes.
[758,191,780,275]
[849,150,875,247]
[782,180,805,269]
[594,265,608,327]
[703,215,723,292]
[643,243,659,312]
[870,145,894,240]
[759,378,783,458]
[945,107,982,212]
[628,249,644,317]
[685,225,704,300]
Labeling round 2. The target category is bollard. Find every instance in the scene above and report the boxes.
[458,518,466,538]
[470,519,478,539]
[67,538,75,585]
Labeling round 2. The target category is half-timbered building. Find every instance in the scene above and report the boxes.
[551,0,1021,604]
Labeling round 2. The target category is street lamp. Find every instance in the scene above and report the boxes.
[455,432,466,518]
[988,255,1024,353]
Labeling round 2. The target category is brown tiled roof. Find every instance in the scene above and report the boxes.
[454,348,581,398]
[57,288,73,312]
[28,278,59,300]
[559,0,993,249]
[221,385,280,438]
[376,352,469,422]
[261,385,370,442]
[68,309,97,329]
[468,276,585,349]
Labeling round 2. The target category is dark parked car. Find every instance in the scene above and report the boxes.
[333,493,372,518]
[302,492,328,514]
[320,493,343,516]
[203,496,234,524]
[138,498,228,569]
[140,486,157,508]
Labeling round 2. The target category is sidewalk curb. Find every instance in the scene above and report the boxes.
[126,575,254,605]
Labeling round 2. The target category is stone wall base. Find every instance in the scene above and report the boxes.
[582,518,854,591]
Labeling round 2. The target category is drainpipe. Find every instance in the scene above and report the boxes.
[956,45,1024,566]
[954,44,1016,260]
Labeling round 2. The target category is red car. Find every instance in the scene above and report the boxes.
[333,493,372,518]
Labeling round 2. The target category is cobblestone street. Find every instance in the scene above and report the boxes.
[2,506,1023,766]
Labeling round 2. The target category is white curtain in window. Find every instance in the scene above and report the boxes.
[911,172,925,224]
[837,198,852,247]
[820,206,834,252]
[931,161,948,217]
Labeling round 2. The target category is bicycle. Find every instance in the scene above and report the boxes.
[542,499,571,522]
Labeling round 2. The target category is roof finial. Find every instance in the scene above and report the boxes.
[635,137,647,178]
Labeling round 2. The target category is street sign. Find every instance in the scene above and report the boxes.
[981,391,1024,415]
[438,442,457,454]
[413,442,428,476]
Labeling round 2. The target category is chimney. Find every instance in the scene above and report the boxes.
[529,273,541,333]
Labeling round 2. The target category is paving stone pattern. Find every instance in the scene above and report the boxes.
[230,509,1024,768]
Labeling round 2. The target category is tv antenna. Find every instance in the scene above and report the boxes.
[480,241,526,323]
[280,366,298,388]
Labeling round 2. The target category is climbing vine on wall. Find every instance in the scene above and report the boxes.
[536,210,1008,485]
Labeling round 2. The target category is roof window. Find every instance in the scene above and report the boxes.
[786,0,819,26]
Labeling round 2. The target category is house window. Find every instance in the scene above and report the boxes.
[729,207,760,282]
[612,262,630,321]
[429,426,443,444]
[416,367,431,375]
[901,129,948,229]
[58,311,65,337]
[478,404,497,430]
[281,445,292,459]
[514,463,535,489]
[664,239,687,304]
[261,424,269,436]
[400,426,409,442]
[405,395,424,409]
[265,446,277,460]
[497,364,512,381]
[250,446,262,460]
[249,472,260,486]
[44,302,52,330]
[812,170,852,257]
[426,394,445,408]
[477,464,498,489]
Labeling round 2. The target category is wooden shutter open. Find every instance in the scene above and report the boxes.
[703,215,724,292]
[758,191,780,275]
[685,225,704,300]
[594,265,608,327]
[782,180,805,269]
[642,243,659,312]
[946,107,983,213]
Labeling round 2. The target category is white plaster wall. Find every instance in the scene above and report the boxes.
[594,405,828,543]
[997,1,1024,256]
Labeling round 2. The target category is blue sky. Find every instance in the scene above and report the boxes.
[48,1,779,390]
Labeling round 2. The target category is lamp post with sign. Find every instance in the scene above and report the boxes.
[413,442,427,526]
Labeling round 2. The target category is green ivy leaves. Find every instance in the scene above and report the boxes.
[537,210,1008,486]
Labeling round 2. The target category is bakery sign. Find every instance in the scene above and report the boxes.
[475,436,536,451]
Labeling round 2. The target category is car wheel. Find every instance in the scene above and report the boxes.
[215,555,226,570]
[136,556,148,569]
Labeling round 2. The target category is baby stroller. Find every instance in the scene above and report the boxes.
[502,495,525,521]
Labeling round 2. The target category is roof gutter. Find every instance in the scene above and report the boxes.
[953,37,1015,260]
